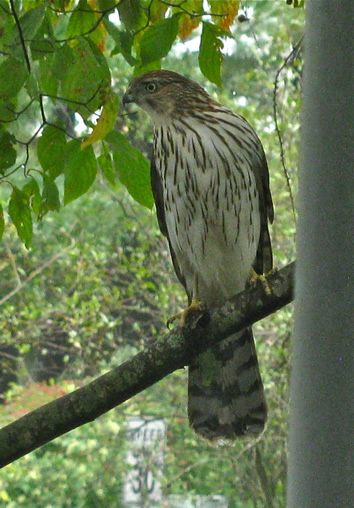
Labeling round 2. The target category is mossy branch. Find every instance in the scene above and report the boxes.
[0,262,295,468]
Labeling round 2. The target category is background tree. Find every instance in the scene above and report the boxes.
[0,1,304,507]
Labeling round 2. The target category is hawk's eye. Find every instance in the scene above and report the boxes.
[145,82,157,93]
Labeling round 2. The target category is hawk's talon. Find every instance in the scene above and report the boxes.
[249,268,276,295]
[167,301,203,328]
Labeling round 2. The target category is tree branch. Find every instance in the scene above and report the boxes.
[0,262,294,468]
[9,0,31,72]
[272,35,303,224]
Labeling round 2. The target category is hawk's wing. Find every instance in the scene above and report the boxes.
[150,157,191,301]
[253,149,274,275]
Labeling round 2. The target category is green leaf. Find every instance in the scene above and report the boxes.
[66,0,99,43]
[133,60,161,77]
[39,175,60,219]
[98,143,116,188]
[98,153,115,188]
[31,12,57,60]
[60,37,111,120]
[140,13,181,65]
[117,30,137,64]
[25,72,39,100]
[0,203,4,241]
[98,0,117,10]
[38,53,58,96]
[51,43,75,81]
[0,99,17,122]
[9,5,45,59]
[37,125,67,179]
[199,21,231,87]
[107,131,153,209]
[104,19,137,65]
[8,187,33,248]
[0,0,15,48]
[118,0,144,30]
[64,141,98,205]
[0,130,17,172]
[0,57,28,99]
[19,5,46,38]
[22,178,41,215]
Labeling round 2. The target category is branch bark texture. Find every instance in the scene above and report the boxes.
[0,262,294,468]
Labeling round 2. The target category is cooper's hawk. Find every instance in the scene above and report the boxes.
[123,70,274,442]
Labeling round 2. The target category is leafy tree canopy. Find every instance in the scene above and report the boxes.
[0,0,241,245]
[0,0,302,246]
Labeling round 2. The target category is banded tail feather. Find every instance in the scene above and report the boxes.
[188,328,267,441]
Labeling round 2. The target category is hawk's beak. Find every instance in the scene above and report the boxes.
[123,91,135,106]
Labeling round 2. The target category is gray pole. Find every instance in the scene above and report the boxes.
[287,2,353,507]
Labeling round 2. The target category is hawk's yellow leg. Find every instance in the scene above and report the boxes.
[250,267,276,295]
[167,276,202,328]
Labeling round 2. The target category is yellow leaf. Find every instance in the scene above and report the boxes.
[174,0,203,41]
[81,92,119,149]
[208,0,239,31]
[178,14,201,41]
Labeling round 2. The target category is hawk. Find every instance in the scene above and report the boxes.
[123,70,274,441]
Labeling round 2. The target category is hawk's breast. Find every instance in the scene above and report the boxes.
[154,110,262,306]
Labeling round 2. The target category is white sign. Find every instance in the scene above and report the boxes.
[123,416,166,506]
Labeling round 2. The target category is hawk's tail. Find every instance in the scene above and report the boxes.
[188,327,267,442]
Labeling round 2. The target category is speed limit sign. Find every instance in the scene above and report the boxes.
[123,416,166,505]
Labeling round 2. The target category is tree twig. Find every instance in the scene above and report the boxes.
[0,262,295,468]
[0,236,76,307]
[273,36,303,224]
[9,0,31,72]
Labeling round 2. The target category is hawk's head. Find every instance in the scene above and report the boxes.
[123,70,215,123]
